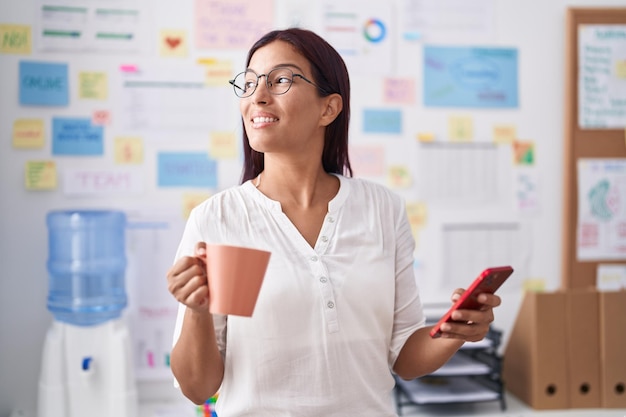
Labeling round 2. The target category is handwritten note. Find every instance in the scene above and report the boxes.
[19,61,69,106]
[209,131,237,159]
[0,24,32,54]
[194,0,274,49]
[578,25,626,128]
[363,109,402,134]
[92,110,111,126]
[383,78,416,104]
[52,117,104,155]
[182,192,211,219]
[387,165,412,188]
[513,140,535,165]
[63,168,143,195]
[79,72,108,100]
[199,59,233,86]
[25,160,57,190]
[13,119,45,148]
[158,152,217,187]
[493,124,517,144]
[115,137,143,164]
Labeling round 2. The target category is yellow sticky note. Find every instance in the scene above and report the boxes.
[0,24,32,54]
[616,60,626,79]
[202,60,233,87]
[114,137,143,165]
[513,140,535,165]
[25,160,57,190]
[387,165,411,189]
[406,201,428,229]
[209,131,237,159]
[79,72,108,100]
[522,278,546,292]
[182,192,211,219]
[13,119,45,148]
[160,29,188,58]
[448,115,473,142]
[417,132,435,142]
[493,124,517,144]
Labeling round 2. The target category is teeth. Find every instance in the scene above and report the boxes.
[253,117,277,123]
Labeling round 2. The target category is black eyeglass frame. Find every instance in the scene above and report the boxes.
[229,67,330,98]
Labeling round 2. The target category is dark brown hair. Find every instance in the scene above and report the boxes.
[239,28,352,183]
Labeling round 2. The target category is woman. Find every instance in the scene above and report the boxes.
[167,28,501,416]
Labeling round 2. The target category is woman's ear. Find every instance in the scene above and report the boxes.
[320,94,343,127]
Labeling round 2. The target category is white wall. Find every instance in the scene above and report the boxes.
[1,0,624,415]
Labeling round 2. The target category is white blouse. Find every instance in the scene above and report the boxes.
[172,174,425,417]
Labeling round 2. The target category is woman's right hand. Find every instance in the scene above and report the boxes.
[166,242,210,312]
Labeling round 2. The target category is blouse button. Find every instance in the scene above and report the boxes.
[327,301,335,309]
[327,217,335,223]
[319,276,327,283]
[310,256,318,262]
[321,236,328,242]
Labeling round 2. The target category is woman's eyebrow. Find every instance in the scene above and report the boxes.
[247,63,305,72]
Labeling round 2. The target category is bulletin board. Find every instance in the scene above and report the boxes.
[561,7,626,289]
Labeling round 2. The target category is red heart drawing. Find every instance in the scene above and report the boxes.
[165,37,181,49]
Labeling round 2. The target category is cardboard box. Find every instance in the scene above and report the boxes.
[599,290,626,408]
[565,289,601,408]
[503,291,569,409]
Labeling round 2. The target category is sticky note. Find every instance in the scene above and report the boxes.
[363,109,402,134]
[202,59,233,87]
[92,110,111,126]
[52,117,104,155]
[493,124,517,144]
[448,115,473,142]
[349,145,385,176]
[79,72,108,100]
[158,152,217,187]
[417,132,435,142]
[383,78,415,104]
[25,160,57,190]
[0,24,32,54]
[13,119,45,148]
[513,140,535,165]
[616,60,626,79]
[209,131,237,159]
[387,165,411,188]
[19,61,69,106]
[405,202,428,230]
[114,137,143,164]
[160,29,188,57]
[182,192,211,219]
[522,278,546,292]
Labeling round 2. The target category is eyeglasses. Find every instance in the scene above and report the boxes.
[229,67,329,98]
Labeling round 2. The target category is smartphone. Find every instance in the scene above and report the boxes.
[429,266,514,338]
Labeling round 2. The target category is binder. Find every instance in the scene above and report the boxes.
[565,289,601,408]
[503,291,569,409]
[599,290,626,408]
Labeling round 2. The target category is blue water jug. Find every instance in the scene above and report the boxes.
[46,210,128,326]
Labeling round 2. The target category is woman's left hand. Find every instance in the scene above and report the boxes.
[437,289,502,342]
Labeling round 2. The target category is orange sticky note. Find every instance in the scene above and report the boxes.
[417,132,435,142]
[13,119,45,148]
[513,140,535,165]
[25,160,57,190]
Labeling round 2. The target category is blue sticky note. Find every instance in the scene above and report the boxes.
[363,109,402,134]
[19,61,69,106]
[52,118,103,155]
[158,152,217,188]
[423,46,518,108]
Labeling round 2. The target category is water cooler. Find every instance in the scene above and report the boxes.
[38,210,138,417]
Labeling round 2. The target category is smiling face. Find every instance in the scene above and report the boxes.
[240,40,336,160]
